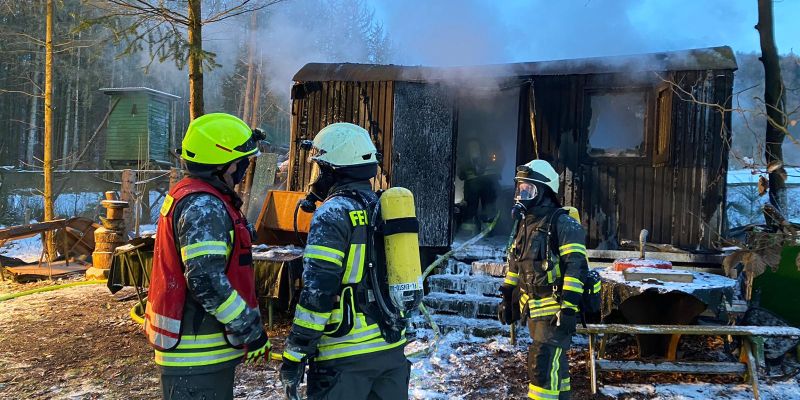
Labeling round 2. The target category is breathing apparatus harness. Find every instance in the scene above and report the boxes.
[293,182,420,345]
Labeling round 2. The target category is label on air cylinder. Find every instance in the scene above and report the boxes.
[389,281,421,292]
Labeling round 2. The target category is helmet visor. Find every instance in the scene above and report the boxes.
[309,162,321,185]
[233,129,265,155]
[514,181,538,201]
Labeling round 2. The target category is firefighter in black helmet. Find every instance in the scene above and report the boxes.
[497,159,588,400]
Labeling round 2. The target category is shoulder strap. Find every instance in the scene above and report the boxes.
[545,208,568,263]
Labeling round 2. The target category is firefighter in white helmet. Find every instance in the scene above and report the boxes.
[498,159,589,400]
[280,122,410,400]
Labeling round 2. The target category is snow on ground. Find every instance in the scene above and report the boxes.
[601,380,800,400]
[0,235,43,263]
[724,168,800,227]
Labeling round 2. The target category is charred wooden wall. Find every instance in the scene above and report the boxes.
[288,81,395,192]
[288,80,456,248]
[519,70,733,250]
[391,82,456,247]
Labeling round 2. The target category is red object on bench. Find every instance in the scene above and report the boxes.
[612,258,673,271]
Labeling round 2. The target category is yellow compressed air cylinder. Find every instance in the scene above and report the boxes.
[563,206,581,223]
[380,187,423,312]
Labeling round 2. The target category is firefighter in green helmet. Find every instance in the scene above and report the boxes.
[145,113,270,400]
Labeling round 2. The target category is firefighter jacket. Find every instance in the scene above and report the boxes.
[503,205,589,320]
[145,177,264,374]
[283,181,407,364]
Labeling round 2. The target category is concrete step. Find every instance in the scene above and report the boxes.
[471,260,508,277]
[452,243,507,263]
[423,292,501,320]
[441,259,472,275]
[412,313,510,338]
[427,274,503,297]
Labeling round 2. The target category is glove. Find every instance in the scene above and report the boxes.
[497,284,515,325]
[243,331,271,365]
[497,300,513,325]
[280,359,305,400]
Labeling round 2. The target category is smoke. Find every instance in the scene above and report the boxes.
[253,0,386,99]
[374,0,798,65]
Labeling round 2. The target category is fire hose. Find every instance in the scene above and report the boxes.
[0,280,107,302]
[406,212,499,359]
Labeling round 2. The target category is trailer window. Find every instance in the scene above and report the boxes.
[587,91,646,157]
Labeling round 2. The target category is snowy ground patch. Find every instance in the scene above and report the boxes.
[601,379,800,400]
[0,235,43,263]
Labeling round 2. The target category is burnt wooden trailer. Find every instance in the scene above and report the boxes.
[286,46,736,253]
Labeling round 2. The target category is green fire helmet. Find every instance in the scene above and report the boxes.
[180,113,259,165]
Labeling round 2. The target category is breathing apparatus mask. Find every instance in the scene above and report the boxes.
[230,157,251,185]
[512,163,541,219]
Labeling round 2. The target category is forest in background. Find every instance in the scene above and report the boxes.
[0,0,391,170]
[0,0,797,171]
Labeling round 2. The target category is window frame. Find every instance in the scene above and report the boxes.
[652,82,674,167]
[583,87,653,164]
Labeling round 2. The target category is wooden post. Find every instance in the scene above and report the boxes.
[42,0,56,260]
[757,0,788,223]
[742,339,761,400]
[187,0,204,120]
[120,169,137,236]
[169,167,181,190]
[589,333,598,395]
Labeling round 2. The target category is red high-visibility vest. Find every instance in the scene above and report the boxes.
[144,177,257,351]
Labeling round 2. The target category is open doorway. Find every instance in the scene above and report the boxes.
[454,86,520,239]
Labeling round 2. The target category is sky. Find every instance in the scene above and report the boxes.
[368,0,800,66]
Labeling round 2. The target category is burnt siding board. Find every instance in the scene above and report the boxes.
[288,81,395,192]
[287,67,732,250]
[391,82,455,247]
[567,69,733,250]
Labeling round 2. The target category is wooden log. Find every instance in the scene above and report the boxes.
[595,360,746,375]
[0,219,67,241]
[120,169,136,235]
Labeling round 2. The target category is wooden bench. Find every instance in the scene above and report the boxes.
[577,324,800,400]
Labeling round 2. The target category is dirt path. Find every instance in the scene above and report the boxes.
[0,284,292,400]
[2,283,796,399]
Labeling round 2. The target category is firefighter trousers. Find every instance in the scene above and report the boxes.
[306,346,410,400]
[527,318,574,400]
[160,364,235,400]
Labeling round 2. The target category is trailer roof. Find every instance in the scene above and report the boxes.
[99,87,180,100]
[294,46,737,82]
